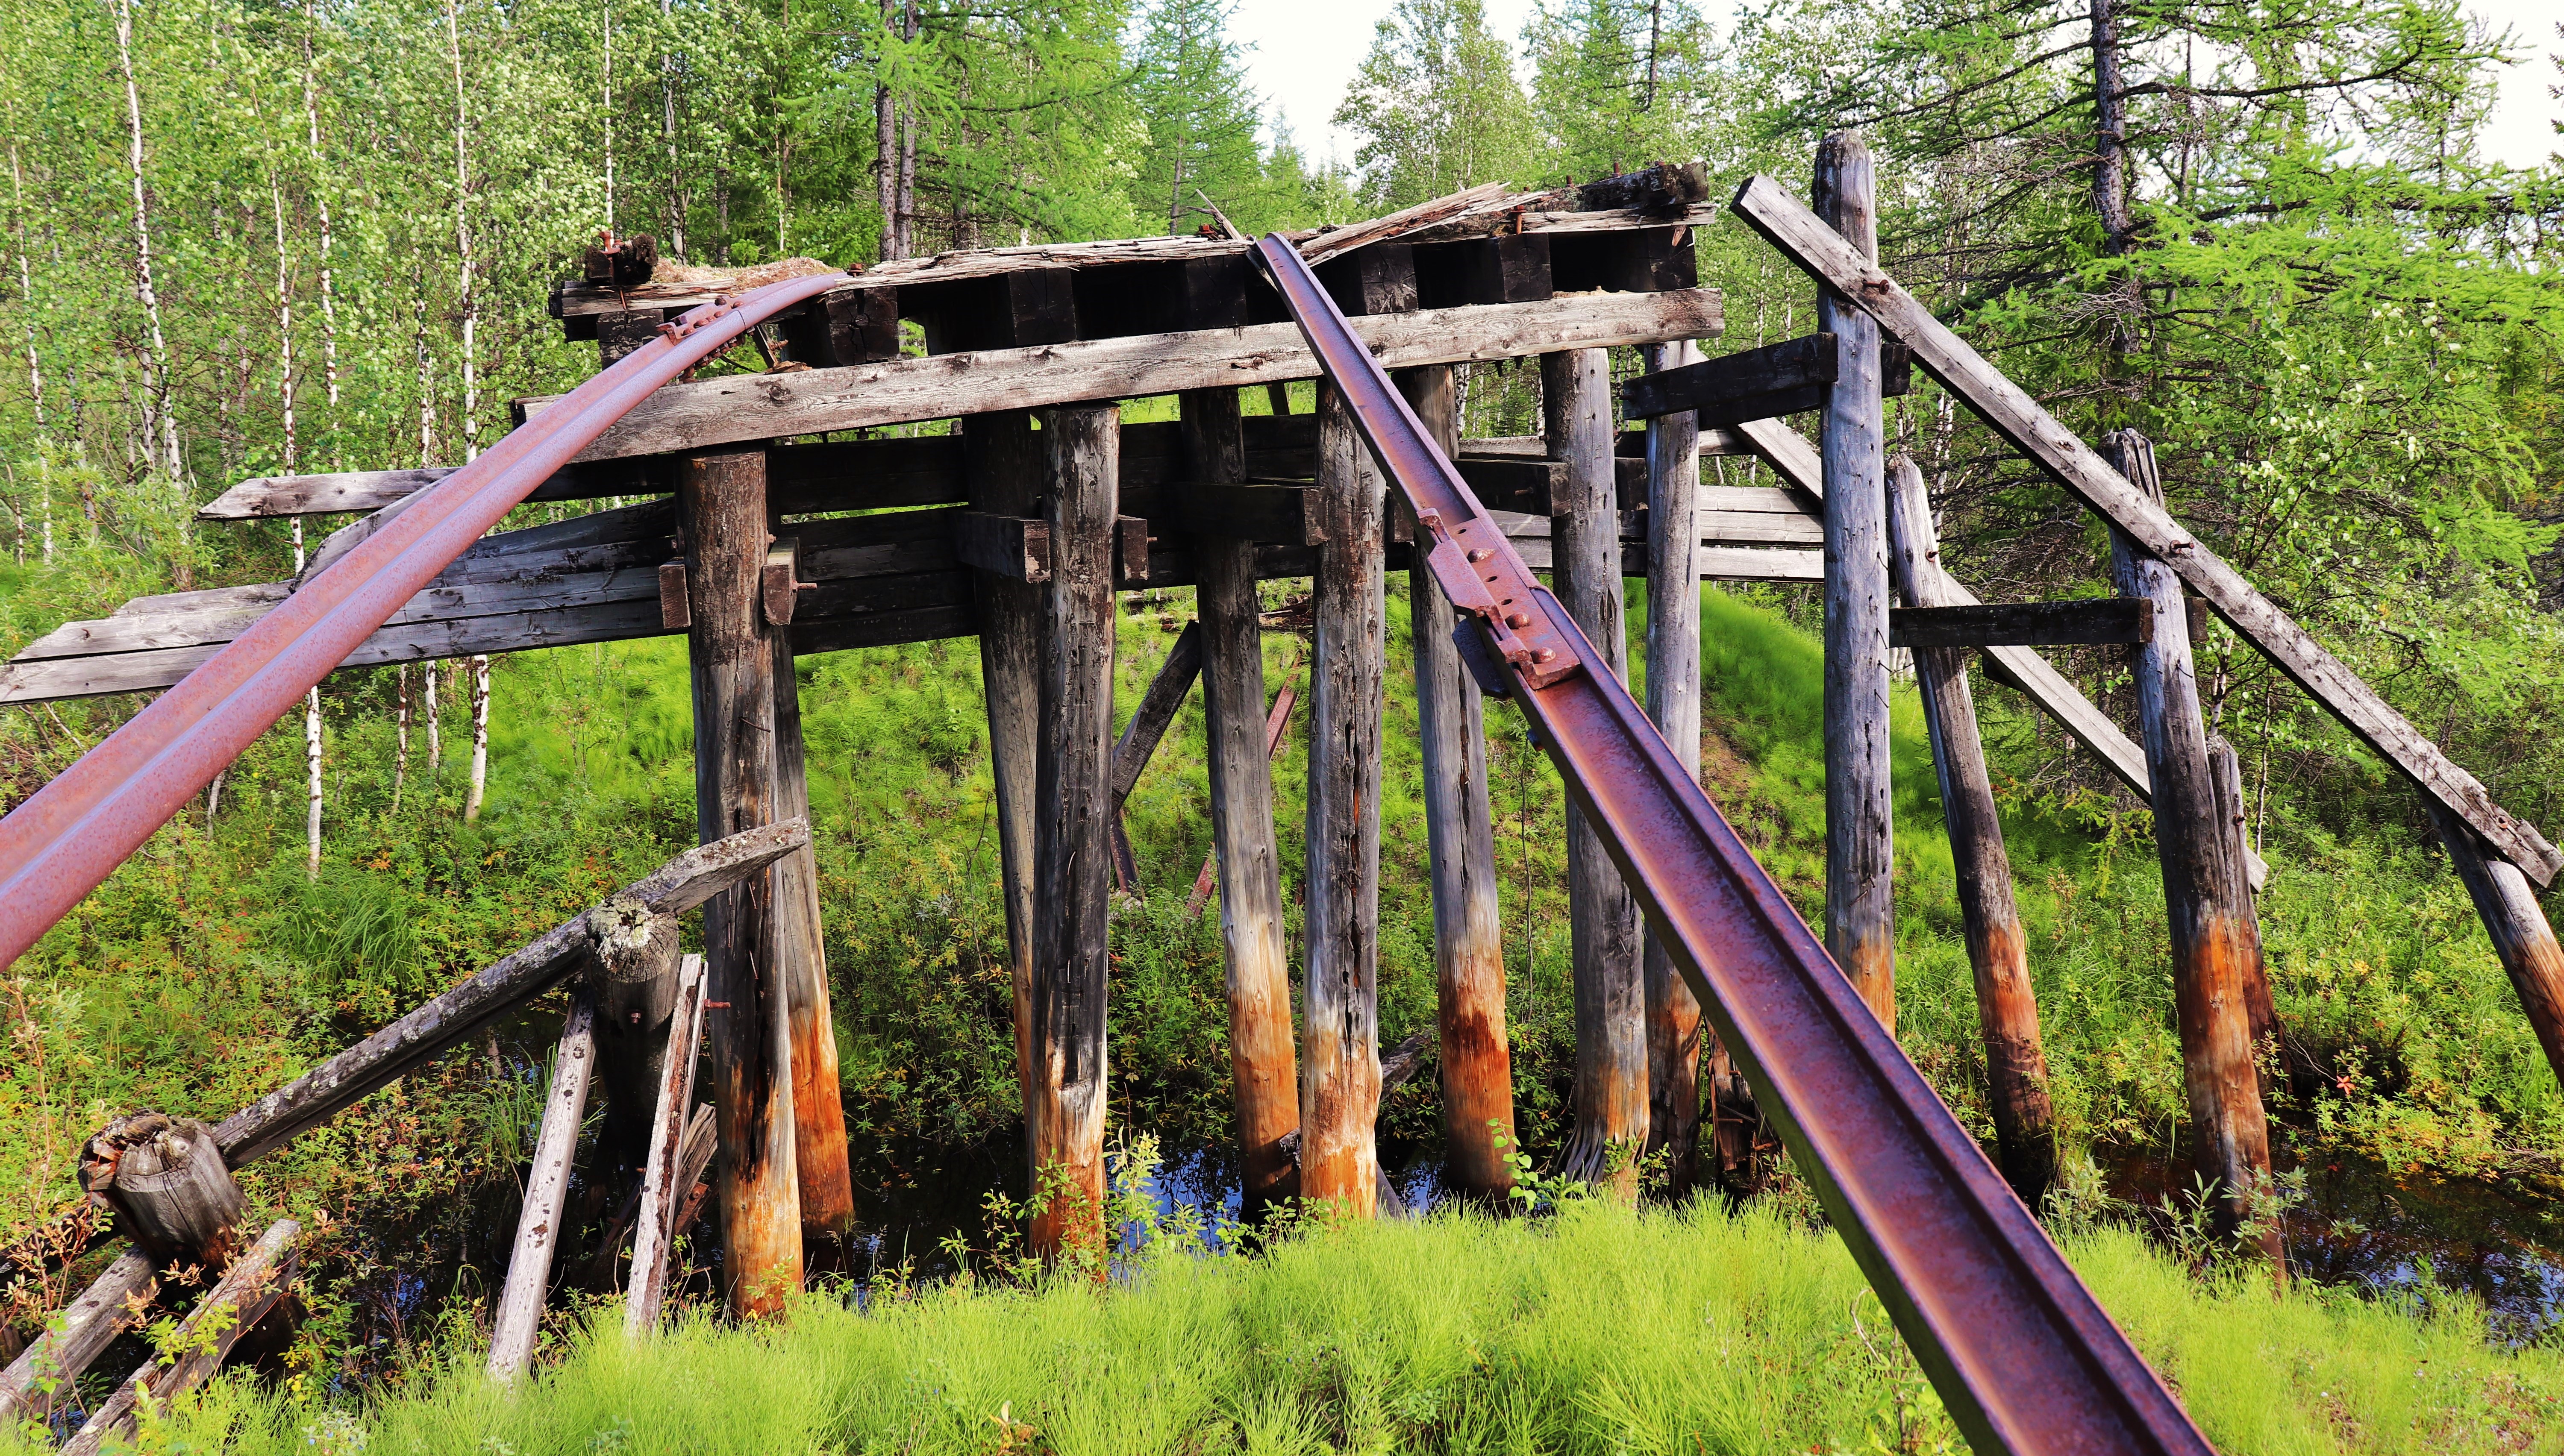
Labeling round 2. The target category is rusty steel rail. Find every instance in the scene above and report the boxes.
[0,272,851,968]
[1252,234,2211,1456]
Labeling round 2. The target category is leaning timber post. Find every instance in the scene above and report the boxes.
[2208,734,2281,1053]
[2103,429,2279,1266]
[489,989,597,1382]
[1885,457,2059,1203]
[588,898,680,1182]
[2429,800,2564,1099]
[1029,404,1119,1262]
[682,447,803,1317]
[1815,131,1897,1030]
[964,412,1045,1155]
[1396,364,1514,1198]
[1640,339,1707,1194]
[772,614,857,1249]
[1302,382,1387,1216]
[1182,387,1301,1224]
[1547,346,1648,1196]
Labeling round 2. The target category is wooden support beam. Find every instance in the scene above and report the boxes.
[773,584,856,1249]
[1733,171,2561,887]
[0,1251,158,1421]
[1109,621,1204,893]
[1547,347,1647,1196]
[538,289,1722,467]
[488,990,597,1382]
[588,901,679,1180]
[2206,734,2281,1047]
[1302,383,1386,1216]
[1733,416,2157,799]
[598,309,664,367]
[953,511,1052,583]
[1030,404,1119,1262]
[1888,599,2149,649]
[2104,430,2278,1264]
[209,823,807,1168]
[1185,389,1301,1224]
[1550,224,1699,296]
[627,952,708,1335]
[965,413,1045,1157]
[1399,364,1514,1199]
[61,1220,297,1456]
[2429,801,2564,1101]
[1417,234,1553,308]
[1620,331,1912,423]
[1640,340,1707,1195]
[780,286,900,366]
[1816,135,1898,1031]
[683,448,803,1317]
[1317,243,1420,316]
[1171,482,1328,546]
[1887,458,2058,1202]
[1187,681,1297,919]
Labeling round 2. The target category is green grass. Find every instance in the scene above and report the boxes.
[74,1201,2564,1456]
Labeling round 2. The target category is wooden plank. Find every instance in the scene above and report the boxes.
[1640,340,1707,1195]
[1400,365,1514,1198]
[1889,599,2148,649]
[61,1221,297,1456]
[1888,457,2058,1202]
[626,952,708,1335]
[1816,133,1898,1032]
[488,990,597,1382]
[1184,390,1301,1223]
[1030,405,1120,1264]
[1624,332,1835,421]
[1299,181,1516,266]
[952,510,1052,583]
[1301,383,1386,1216]
[2104,431,2279,1264]
[780,285,900,366]
[1317,243,1420,316]
[965,413,1044,1170]
[532,290,1724,466]
[1107,621,1203,893]
[1733,171,2561,887]
[0,1250,158,1421]
[210,824,807,1167]
[1170,482,1326,546]
[1415,233,1552,309]
[683,448,803,1317]
[1547,347,1648,1197]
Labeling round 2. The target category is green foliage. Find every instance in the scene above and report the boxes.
[72,1205,2564,1454]
[1332,0,1542,207]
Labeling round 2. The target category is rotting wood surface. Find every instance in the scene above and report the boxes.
[488,991,597,1381]
[61,1220,297,1456]
[1640,339,1708,1195]
[967,412,1045,1163]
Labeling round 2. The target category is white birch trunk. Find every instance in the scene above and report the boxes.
[111,0,180,484]
[465,656,491,821]
[9,141,44,460]
[394,664,412,810]
[304,21,340,469]
[447,0,477,463]
[425,666,442,774]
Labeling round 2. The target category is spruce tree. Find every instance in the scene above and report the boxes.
[1334,0,1539,208]
[1129,0,1264,235]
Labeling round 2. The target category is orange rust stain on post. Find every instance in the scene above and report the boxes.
[2173,914,2282,1269]
[1644,964,1703,1189]
[1439,945,1515,1194]
[1969,916,2057,1200]
[1229,936,1300,1216]
[1299,1030,1381,1216]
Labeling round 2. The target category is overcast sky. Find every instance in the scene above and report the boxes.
[1229,0,2560,171]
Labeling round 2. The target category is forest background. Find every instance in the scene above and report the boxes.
[5,0,2564,1402]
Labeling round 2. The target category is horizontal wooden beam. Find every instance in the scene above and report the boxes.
[1890,599,2149,650]
[1623,331,1914,422]
[1172,482,1328,546]
[1735,173,2559,885]
[953,511,1052,583]
[528,289,1723,466]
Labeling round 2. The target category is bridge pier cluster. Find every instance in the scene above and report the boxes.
[12,146,2564,1451]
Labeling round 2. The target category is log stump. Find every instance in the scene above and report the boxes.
[79,1113,243,1265]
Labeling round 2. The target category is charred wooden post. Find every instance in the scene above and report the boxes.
[1397,363,1514,1198]
[2104,429,2279,1264]
[682,447,803,1316]
[78,1115,242,1266]
[967,411,1044,1147]
[1640,339,1707,1193]
[1183,388,1301,1224]
[628,953,709,1335]
[0,1251,157,1421]
[588,898,680,1180]
[1886,457,2058,1202]
[1816,132,1897,1030]
[61,1220,297,1456]
[2430,802,2564,1099]
[488,990,597,1382]
[771,605,857,1249]
[1029,404,1120,1262]
[1302,382,1387,1215]
[1547,346,1647,1196]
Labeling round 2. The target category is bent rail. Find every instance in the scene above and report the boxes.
[0,272,850,968]
[1253,234,2211,1456]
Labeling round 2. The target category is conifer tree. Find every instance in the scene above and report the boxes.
[1129,0,1265,234]
[1335,0,1538,208]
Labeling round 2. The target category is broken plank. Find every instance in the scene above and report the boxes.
[61,1221,297,1456]
[1732,173,2560,886]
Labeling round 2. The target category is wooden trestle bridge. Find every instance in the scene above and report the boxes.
[4,141,2562,1456]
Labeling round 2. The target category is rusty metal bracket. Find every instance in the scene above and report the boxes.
[1252,231,2212,1456]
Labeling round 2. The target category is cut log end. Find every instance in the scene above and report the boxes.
[79,1114,243,1265]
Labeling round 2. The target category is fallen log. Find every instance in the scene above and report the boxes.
[0,1250,158,1421]
[488,991,599,1382]
[61,1219,298,1456]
